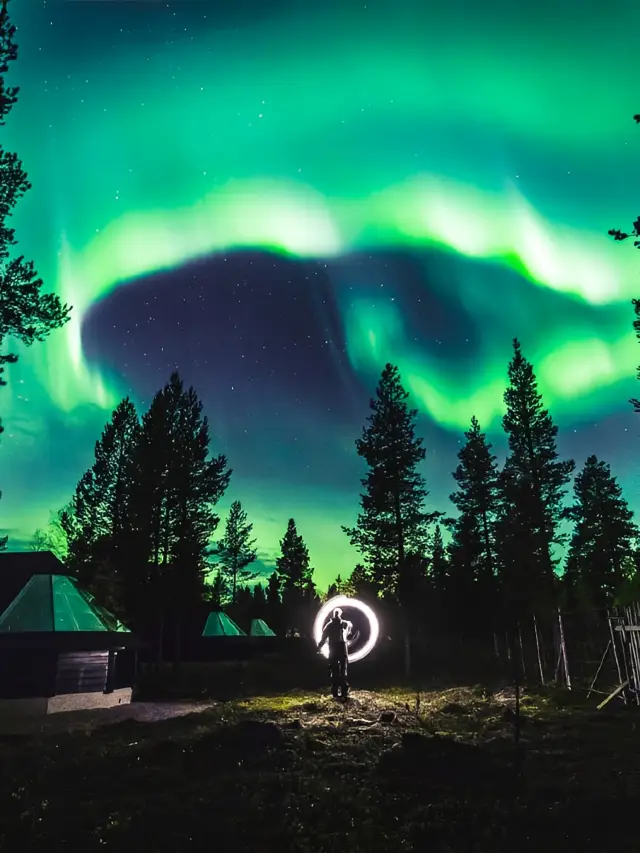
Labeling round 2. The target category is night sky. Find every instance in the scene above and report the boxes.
[3,0,640,587]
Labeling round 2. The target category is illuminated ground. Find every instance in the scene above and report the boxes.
[0,685,637,850]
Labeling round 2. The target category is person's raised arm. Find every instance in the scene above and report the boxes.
[318,622,330,649]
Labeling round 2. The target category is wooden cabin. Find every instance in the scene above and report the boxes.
[0,551,140,718]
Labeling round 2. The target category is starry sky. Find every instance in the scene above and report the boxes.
[2,0,640,588]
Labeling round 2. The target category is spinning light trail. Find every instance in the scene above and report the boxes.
[314,596,380,664]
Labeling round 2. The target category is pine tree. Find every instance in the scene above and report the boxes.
[208,570,229,609]
[60,398,140,613]
[266,571,282,635]
[252,583,266,619]
[276,518,313,593]
[0,2,69,546]
[448,416,500,624]
[497,339,574,616]
[343,363,439,598]
[276,518,313,634]
[564,455,639,609]
[429,525,448,595]
[215,500,258,604]
[129,372,231,646]
[344,563,378,601]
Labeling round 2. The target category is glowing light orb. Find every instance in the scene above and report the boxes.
[314,595,380,664]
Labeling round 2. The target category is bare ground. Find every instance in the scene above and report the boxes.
[0,685,636,851]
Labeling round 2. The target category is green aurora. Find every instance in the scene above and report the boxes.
[2,0,640,586]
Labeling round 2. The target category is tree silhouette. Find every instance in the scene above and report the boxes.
[0,1,70,547]
[496,340,574,617]
[252,583,266,619]
[564,455,639,609]
[276,518,314,634]
[60,398,140,614]
[429,524,448,597]
[343,363,439,597]
[129,372,231,656]
[214,500,258,604]
[448,416,500,626]
[266,571,282,635]
[208,570,229,609]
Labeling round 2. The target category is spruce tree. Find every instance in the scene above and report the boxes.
[448,416,500,624]
[276,518,313,592]
[60,398,140,612]
[276,518,313,634]
[129,372,231,643]
[215,500,258,604]
[497,339,574,615]
[344,563,378,601]
[0,1,69,545]
[343,363,439,598]
[208,570,229,608]
[564,455,639,609]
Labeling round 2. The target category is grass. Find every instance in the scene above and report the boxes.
[0,684,637,851]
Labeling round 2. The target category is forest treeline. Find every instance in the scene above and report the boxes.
[32,335,640,650]
[1,0,640,655]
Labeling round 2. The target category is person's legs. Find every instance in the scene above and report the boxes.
[339,654,349,698]
[329,656,340,698]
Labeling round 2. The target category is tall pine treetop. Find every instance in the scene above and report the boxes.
[502,339,574,489]
[450,415,499,517]
[344,363,438,594]
[276,518,313,592]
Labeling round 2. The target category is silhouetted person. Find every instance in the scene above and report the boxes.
[318,607,352,699]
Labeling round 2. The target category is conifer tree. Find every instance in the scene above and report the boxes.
[0,2,69,545]
[208,570,229,609]
[266,571,282,634]
[343,363,439,597]
[564,455,639,608]
[0,1,69,379]
[60,398,140,612]
[276,518,313,593]
[448,416,500,622]
[344,563,378,601]
[215,500,258,604]
[429,525,448,596]
[252,583,266,619]
[276,518,313,633]
[497,340,574,615]
[129,372,231,643]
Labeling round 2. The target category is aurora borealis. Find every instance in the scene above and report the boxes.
[3,0,640,586]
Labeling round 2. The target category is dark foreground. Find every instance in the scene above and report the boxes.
[0,685,636,851]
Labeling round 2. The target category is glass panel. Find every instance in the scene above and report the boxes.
[52,576,109,632]
[0,575,54,632]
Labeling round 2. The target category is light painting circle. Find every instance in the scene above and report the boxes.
[313,595,379,664]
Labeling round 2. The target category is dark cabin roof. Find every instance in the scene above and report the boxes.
[0,551,142,649]
[0,551,65,615]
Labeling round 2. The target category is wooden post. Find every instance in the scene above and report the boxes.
[586,640,610,699]
[557,608,571,690]
[608,613,625,700]
[518,622,526,681]
[533,614,545,686]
